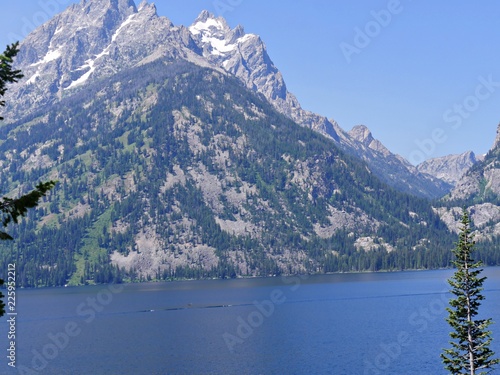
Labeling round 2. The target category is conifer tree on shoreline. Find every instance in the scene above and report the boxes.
[0,43,56,316]
[441,209,499,374]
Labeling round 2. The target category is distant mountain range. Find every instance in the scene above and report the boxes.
[417,151,481,186]
[0,0,498,286]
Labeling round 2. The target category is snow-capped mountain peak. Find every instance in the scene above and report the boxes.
[188,11,286,100]
[2,1,454,199]
[4,0,190,120]
[190,11,229,34]
[189,11,256,57]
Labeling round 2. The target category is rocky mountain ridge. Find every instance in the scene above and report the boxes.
[417,151,479,186]
[432,123,500,243]
[185,10,452,199]
[3,0,451,199]
[448,123,500,202]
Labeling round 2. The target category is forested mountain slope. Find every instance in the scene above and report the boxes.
[0,60,458,286]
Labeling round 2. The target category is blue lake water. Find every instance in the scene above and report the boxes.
[1,268,499,374]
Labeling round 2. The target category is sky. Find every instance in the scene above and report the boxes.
[1,0,500,164]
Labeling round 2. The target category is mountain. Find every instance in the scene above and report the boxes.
[349,125,392,155]
[449,124,500,202]
[3,0,207,122]
[433,123,500,251]
[187,12,451,199]
[346,125,452,197]
[417,151,479,186]
[1,0,488,286]
[0,57,457,286]
[188,10,339,138]
[3,1,450,200]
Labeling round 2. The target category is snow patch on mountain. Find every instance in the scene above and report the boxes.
[189,17,226,35]
[189,14,256,57]
[66,59,96,89]
[30,48,62,67]
[112,13,139,42]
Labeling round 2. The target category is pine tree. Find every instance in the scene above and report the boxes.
[0,43,56,316]
[0,181,57,240]
[0,42,23,121]
[441,209,499,374]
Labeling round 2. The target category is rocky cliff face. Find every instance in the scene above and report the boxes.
[349,125,392,157]
[433,123,500,241]
[449,123,500,201]
[434,203,500,240]
[345,125,452,198]
[417,151,478,186]
[3,0,204,122]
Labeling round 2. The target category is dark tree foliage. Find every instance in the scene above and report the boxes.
[441,209,499,374]
[0,42,23,120]
[0,43,56,316]
[0,181,57,240]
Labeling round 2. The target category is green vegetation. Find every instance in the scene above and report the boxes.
[441,209,498,374]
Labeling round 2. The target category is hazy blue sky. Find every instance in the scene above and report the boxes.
[1,1,500,164]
